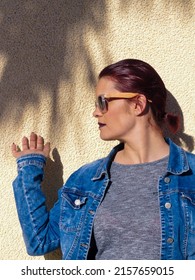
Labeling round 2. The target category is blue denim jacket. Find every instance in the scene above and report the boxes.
[13,138,195,260]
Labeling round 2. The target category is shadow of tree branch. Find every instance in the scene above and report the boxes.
[0,0,110,133]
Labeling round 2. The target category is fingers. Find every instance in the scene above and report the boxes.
[22,136,29,150]
[11,143,17,153]
[37,135,44,150]
[12,133,51,158]
[24,132,42,150]
[11,143,18,158]
[43,142,51,157]
[34,134,50,157]
[29,132,37,149]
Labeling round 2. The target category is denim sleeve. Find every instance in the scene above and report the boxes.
[13,154,61,256]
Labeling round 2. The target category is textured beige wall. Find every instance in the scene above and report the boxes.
[0,0,194,259]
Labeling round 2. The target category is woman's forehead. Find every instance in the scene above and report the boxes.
[96,77,117,95]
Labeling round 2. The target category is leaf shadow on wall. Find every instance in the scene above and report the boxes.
[164,90,194,152]
[119,0,194,21]
[0,0,110,133]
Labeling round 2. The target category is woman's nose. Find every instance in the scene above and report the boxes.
[92,106,103,118]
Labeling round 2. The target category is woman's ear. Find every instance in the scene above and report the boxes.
[134,95,148,116]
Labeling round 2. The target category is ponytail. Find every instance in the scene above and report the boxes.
[164,113,180,134]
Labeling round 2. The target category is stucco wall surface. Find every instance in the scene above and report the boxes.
[0,0,194,259]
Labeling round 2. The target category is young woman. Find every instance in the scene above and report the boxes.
[12,59,195,260]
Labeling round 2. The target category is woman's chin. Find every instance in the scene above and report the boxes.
[99,134,117,141]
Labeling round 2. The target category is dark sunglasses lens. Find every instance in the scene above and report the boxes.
[98,96,107,112]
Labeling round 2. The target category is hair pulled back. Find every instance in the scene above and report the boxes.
[99,59,179,133]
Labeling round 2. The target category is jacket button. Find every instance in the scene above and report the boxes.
[165,202,172,209]
[167,237,174,243]
[164,177,171,183]
[74,199,81,206]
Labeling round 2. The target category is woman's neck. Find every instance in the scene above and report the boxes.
[115,131,169,165]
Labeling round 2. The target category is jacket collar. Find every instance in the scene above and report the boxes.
[92,138,189,180]
[166,138,189,175]
[92,142,123,180]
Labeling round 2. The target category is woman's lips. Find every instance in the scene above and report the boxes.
[98,122,106,128]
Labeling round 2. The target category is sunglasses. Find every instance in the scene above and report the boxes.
[95,92,152,113]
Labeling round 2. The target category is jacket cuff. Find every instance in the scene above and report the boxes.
[16,154,46,171]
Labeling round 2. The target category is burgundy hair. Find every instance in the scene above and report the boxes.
[99,59,179,133]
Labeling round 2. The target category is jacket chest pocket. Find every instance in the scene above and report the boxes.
[181,192,195,233]
[60,188,88,232]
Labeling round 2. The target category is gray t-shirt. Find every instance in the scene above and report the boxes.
[94,156,168,260]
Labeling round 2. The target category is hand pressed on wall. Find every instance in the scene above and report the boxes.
[11,132,51,159]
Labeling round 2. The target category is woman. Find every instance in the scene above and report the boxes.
[12,59,195,260]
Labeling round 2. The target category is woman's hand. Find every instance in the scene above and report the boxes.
[11,132,51,159]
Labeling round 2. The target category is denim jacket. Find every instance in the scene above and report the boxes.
[13,138,195,260]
